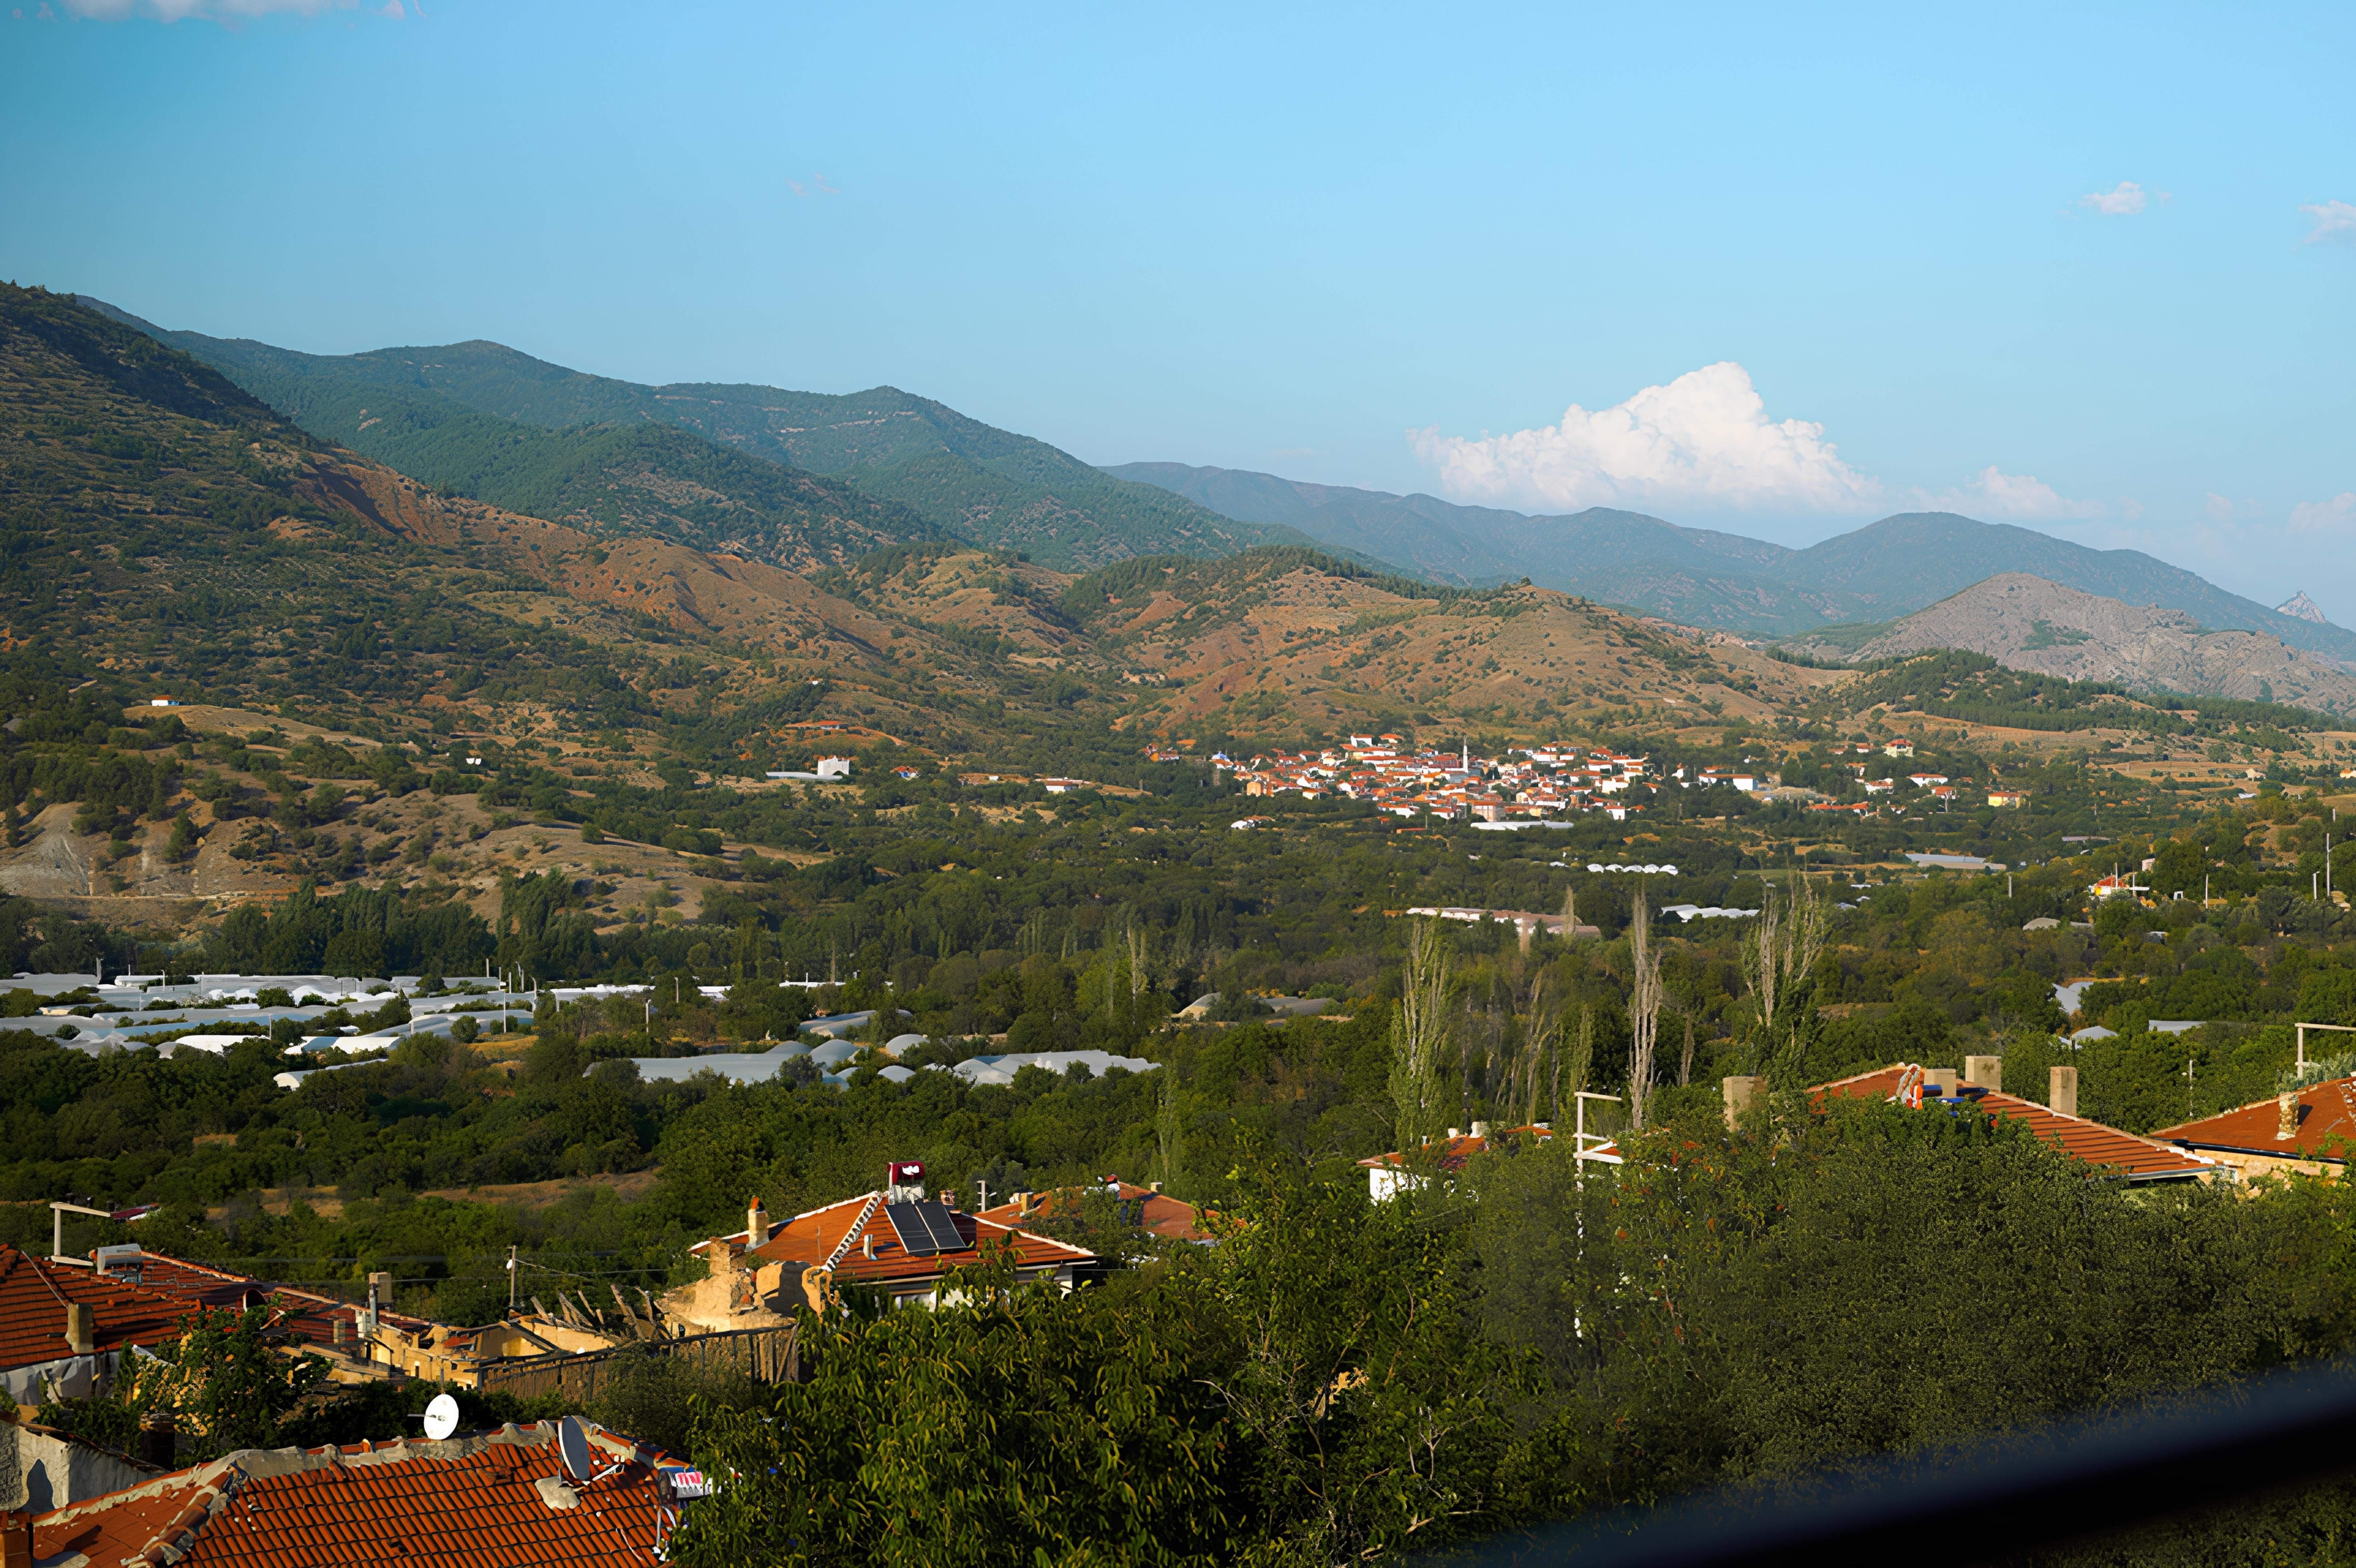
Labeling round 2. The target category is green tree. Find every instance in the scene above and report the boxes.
[1388,919,1451,1150]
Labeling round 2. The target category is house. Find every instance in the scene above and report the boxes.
[12,1419,686,1568]
[2087,873,2149,899]
[976,1181,1214,1244]
[1042,777,1088,793]
[1813,1064,2214,1183]
[680,1169,1096,1319]
[1883,740,1915,758]
[1989,790,2028,808]
[1358,1122,1556,1200]
[0,1244,199,1403]
[2151,1077,2356,1181]
[1863,778,1896,794]
[816,756,854,780]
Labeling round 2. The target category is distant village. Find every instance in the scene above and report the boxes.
[1142,734,2020,824]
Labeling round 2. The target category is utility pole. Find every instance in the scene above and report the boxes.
[507,1246,518,1312]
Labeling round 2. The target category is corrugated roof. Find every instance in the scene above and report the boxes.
[694,1191,1096,1290]
[29,1420,674,1568]
[0,1244,192,1371]
[2151,1075,2356,1162]
[1815,1065,2215,1181]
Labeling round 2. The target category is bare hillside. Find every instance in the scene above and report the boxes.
[1848,574,2356,714]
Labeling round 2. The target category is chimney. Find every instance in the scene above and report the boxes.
[1470,1120,1490,1139]
[1964,1055,2001,1092]
[1447,1127,1462,1140]
[64,1302,94,1355]
[939,1189,959,1209]
[1721,1075,1762,1129]
[138,1407,177,1470]
[3,1512,31,1568]
[333,1316,351,1348]
[2278,1093,2300,1142]
[2049,1066,2079,1119]
[747,1196,768,1246]
[1924,1068,1959,1098]
[711,1238,740,1275]
[1015,1191,1034,1217]
[861,1232,875,1260]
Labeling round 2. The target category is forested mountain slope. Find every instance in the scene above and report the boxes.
[94,311,1336,573]
[0,284,636,733]
[77,304,937,575]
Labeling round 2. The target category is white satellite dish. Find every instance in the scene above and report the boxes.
[422,1393,460,1442]
[557,1415,595,1482]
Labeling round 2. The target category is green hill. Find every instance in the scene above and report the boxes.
[76,307,936,574]
[0,285,635,732]
[94,320,1339,573]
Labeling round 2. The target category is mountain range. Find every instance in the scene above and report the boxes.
[80,302,1345,576]
[1107,462,2356,666]
[78,299,2343,684]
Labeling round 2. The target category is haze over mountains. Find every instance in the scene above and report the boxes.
[1110,462,2355,665]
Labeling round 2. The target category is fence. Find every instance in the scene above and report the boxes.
[474,1321,799,1401]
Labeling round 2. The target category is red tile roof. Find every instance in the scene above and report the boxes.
[693,1191,1096,1293]
[975,1182,1212,1243]
[1357,1124,1555,1173]
[1815,1065,2216,1182]
[2151,1075,2356,1163]
[0,1244,192,1372]
[98,1250,435,1348]
[30,1420,678,1568]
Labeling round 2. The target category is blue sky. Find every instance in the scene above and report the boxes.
[4,2,2352,614]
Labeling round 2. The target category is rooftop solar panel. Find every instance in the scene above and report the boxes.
[884,1201,964,1257]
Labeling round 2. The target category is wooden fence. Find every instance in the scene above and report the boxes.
[474,1321,799,1401]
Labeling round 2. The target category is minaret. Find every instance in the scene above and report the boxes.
[1461,742,1469,772]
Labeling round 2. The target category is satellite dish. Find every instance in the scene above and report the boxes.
[422,1393,460,1442]
[557,1415,594,1482]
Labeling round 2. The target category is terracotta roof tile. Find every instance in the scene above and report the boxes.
[2151,1074,2356,1162]
[33,1422,681,1568]
[1357,1124,1556,1174]
[695,1190,1096,1292]
[1815,1065,2215,1181]
[974,1181,1213,1242]
[0,1243,193,1371]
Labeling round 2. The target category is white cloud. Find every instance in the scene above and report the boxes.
[2290,493,2356,534]
[2300,201,2356,246]
[1914,465,2106,521]
[1409,362,1883,514]
[788,173,841,198]
[2080,181,2148,216]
